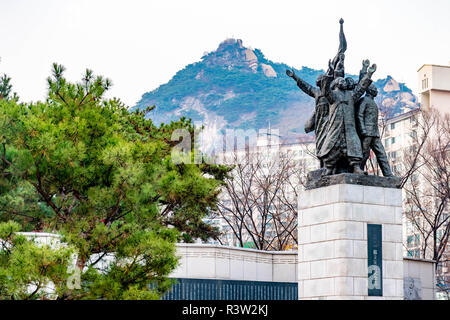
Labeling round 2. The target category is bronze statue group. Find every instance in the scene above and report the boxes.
[286,19,393,177]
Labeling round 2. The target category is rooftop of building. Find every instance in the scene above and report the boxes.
[417,63,450,72]
[386,107,421,123]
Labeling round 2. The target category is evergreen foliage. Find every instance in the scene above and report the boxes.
[0,64,230,299]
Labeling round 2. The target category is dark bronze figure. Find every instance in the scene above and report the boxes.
[356,83,394,177]
[286,66,333,167]
[319,64,376,175]
[286,18,393,178]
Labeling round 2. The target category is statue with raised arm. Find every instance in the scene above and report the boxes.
[356,83,394,177]
[286,62,333,167]
[331,18,347,79]
[285,18,394,179]
[319,63,377,175]
[285,18,349,167]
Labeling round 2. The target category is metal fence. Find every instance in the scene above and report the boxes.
[162,278,298,300]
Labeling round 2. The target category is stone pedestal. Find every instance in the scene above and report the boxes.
[298,174,404,300]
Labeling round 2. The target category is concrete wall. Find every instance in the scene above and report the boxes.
[429,89,450,115]
[8,233,436,299]
[431,65,450,92]
[403,257,436,300]
[171,244,436,300]
[170,243,298,283]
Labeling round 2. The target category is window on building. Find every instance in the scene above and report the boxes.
[391,137,396,144]
[390,123,396,130]
[415,234,420,245]
[407,234,421,248]
[407,235,414,247]
[385,139,390,147]
[414,249,420,258]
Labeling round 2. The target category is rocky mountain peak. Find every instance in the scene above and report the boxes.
[135,39,418,139]
[216,38,244,51]
[383,75,401,92]
[203,38,267,74]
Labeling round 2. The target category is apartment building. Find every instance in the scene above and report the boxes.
[417,63,450,115]
[382,63,450,298]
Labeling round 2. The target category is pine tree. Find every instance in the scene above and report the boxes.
[0,74,12,100]
[0,64,230,299]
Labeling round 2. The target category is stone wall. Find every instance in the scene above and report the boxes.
[170,244,436,299]
[8,233,436,299]
[403,258,436,300]
[170,243,298,283]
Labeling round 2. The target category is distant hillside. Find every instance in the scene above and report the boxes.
[132,38,418,140]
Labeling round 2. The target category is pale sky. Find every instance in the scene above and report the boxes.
[1,0,450,106]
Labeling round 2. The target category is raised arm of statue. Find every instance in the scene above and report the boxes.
[353,64,376,101]
[359,59,370,83]
[326,59,334,77]
[286,69,319,98]
[331,18,347,70]
[338,18,347,55]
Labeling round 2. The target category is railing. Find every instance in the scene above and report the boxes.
[162,278,298,300]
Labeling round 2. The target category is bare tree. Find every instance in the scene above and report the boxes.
[399,107,450,298]
[212,147,308,251]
